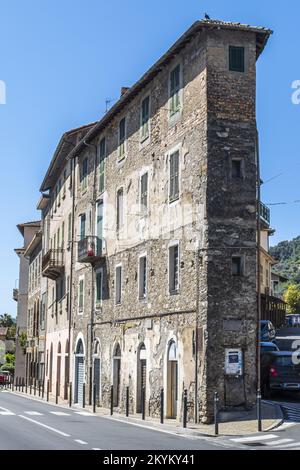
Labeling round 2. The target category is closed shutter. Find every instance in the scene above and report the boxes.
[75,357,84,406]
[94,359,101,405]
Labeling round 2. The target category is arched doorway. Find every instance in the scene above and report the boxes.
[56,342,61,397]
[49,343,53,393]
[112,343,121,407]
[167,340,178,419]
[93,340,101,406]
[136,343,147,413]
[64,340,69,400]
[74,339,85,406]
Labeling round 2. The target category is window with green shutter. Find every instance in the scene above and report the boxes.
[118,118,126,160]
[61,221,65,249]
[140,172,148,213]
[169,244,179,294]
[78,278,84,312]
[95,270,103,306]
[68,212,72,244]
[99,137,105,193]
[170,64,181,116]
[229,46,245,72]
[141,96,150,141]
[80,214,86,240]
[169,150,179,202]
[81,157,88,191]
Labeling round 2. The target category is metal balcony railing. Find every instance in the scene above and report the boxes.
[42,249,64,280]
[259,201,270,225]
[78,236,103,263]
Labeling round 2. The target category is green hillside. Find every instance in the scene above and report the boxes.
[270,236,300,284]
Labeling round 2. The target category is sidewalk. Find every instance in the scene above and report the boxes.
[5,387,283,437]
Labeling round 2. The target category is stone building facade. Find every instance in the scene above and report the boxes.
[18,19,273,423]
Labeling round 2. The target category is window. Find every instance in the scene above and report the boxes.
[140,172,148,213]
[169,244,179,294]
[229,46,245,73]
[115,266,122,304]
[68,213,72,244]
[58,179,61,206]
[170,64,181,116]
[61,221,65,249]
[57,228,60,250]
[169,150,179,202]
[63,169,67,198]
[95,269,103,306]
[232,159,242,178]
[78,277,84,312]
[80,157,88,191]
[140,96,150,141]
[139,256,147,299]
[99,137,106,193]
[118,118,126,160]
[80,214,86,240]
[232,256,243,276]
[116,188,124,230]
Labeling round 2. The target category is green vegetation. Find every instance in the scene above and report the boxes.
[270,236,300,285]
[284,284,300,314]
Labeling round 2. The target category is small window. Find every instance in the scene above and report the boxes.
[169,150,179,202]
[95,270,103,306]
[170,64,181,116]
[81,158,88,191]
[118,118,126,160]
[141,96,150,141]
[78,278,84,312]
[68,213,72,243]
[232,256,243,276]
[99,137,106,193]
[80,214,86,241]
[229,46,245,73]
[115,266,122,304]
[140,172,148,213]
[116,188,124,230]
[61,221,65,249]
[139,256,147,299]
[232,159,242,178]
[169,244,179,294]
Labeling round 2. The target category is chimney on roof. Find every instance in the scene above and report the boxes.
[121,87,130,96]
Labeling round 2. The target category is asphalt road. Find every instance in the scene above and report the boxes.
[0,391,228,450]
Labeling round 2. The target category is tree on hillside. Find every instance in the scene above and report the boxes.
[284,284,300,314]
[0,314,15,328]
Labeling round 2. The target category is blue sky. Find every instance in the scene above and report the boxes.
[0,0,299,316]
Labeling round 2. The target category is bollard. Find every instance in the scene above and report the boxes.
[34,378,37,396]
[46,380,49,402]
[25,380,28,394]
[214,392,219,436]
[141,387,145,420]
[126,386,129,417]
[12,379,14,392]
[257,389,262,432]
[89,366,92,406]
[69,382,72,407]
[82,383,86,408]
[42,381,44,399]
[160,388,164,424]
[21,378,24,393]
[38,382,41,397]
[16,377,19,391]
[30,382,32,395]
[183,389,188,429]
[110,385,114,415]
[56,381,59,404]
[93,383,96,413]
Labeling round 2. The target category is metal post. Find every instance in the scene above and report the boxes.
[183,389,188,428]
[89,366,92,406]
[257,389,262,432]
[160,388,164,424]
[25,380,28,394]
[38,381,41,397]
[30,382,32,395]
[21,378,24,393]
[93,383,96,413]
[82,383,86,408]
[12,379,14,392]
[69,382,72,407]
[42,381,44,399]
[110,385,113,415]
[46,380,49,402]
[34,378,36,396]
[55,381,59,404]
[126,386,129,417]
[141,387,145,420]
[214,392,219,436]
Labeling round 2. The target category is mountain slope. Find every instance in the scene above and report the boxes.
[270,236,300,284]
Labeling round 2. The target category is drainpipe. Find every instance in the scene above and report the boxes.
[83,140,98,400]
[194,247,200,423]
[256,128,262,397]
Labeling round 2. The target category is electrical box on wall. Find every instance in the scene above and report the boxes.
[225,348,243,376]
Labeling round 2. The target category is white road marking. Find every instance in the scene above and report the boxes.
[19,415,70,437]
[24,411,43,416]
[266,439,294,446]
[276,422,298,430]
[92,448,102,450]
[270,441,300,449]
[0,406,15,416]
[74,411,95,416]
[74,439,88,445]
[50,411,70,416]
[230,434,278,443]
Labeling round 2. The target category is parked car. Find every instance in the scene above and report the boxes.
[0,371,11,385]
[260,320,276,342]
[286,314,300,327]
[261,351,300,397]
[260,341,279,354]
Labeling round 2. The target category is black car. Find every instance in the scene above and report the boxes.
[261,351,300,397]
[260,320,276,342]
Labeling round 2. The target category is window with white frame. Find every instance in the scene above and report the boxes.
[118,117,126,160]
[169,64,181,116]
[95,269,103,307]
[139,256,147,300]
[78,277,84,313]
[140,172,148,214]
[169,150,179,202]
[140,96,150,141]
[169,244,179,294]
[116,188,124,231]
[99,137,106,193]
[115,265,122,304]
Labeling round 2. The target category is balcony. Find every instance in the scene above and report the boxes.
[13,288,18,302]
[259,201,270,226]
[42,249,64,280]
[78,236,104,263]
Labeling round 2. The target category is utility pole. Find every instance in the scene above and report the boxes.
[256,129,262,398]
